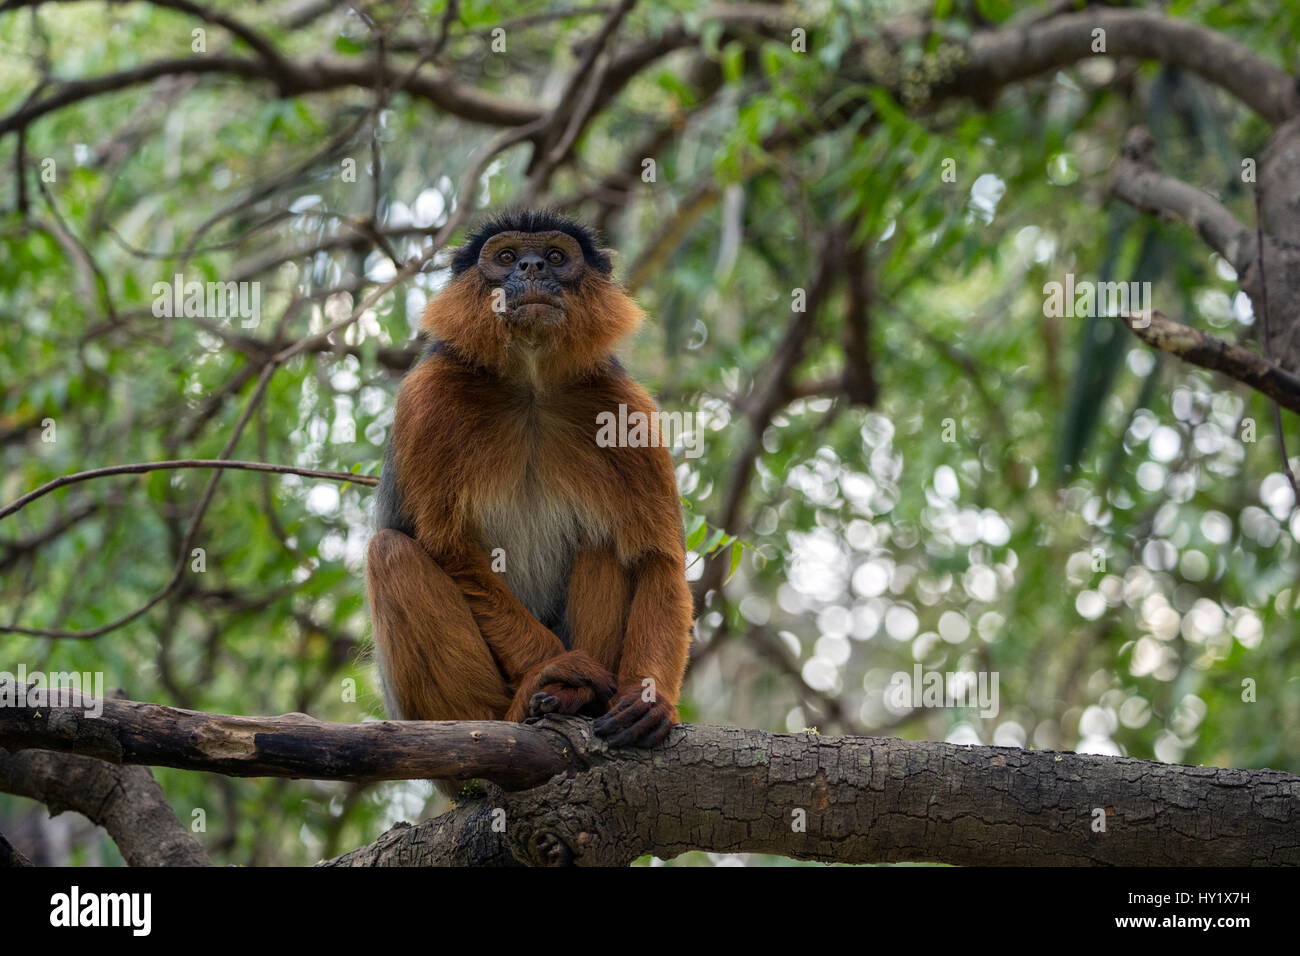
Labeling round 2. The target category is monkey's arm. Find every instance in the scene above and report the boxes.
[437,549,618,721]
[593,552,693,746]
[383,469,611,717]
[590,392,694,747]
[436,548,569,681]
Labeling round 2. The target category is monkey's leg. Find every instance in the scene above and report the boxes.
[593,550,693,748]
[438,550,574,683]
[511,544,631,722]
[426,547,616,721]
[566,543,631,672]
[366,529,512,722]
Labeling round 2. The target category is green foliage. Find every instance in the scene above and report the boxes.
[1,0,1296,867]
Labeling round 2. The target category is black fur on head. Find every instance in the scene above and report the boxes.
[450,207,613,277]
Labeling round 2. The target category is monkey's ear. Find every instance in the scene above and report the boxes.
[599,247,619,262]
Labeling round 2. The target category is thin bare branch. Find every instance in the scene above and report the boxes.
[0,459,376,524]
[1119,310,1300,414]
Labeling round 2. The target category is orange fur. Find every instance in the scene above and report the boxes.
[369,255,693,740]
[366,529,512,721]
[566,543,632,672]
[420,271,643,382]
[504,650,618,722]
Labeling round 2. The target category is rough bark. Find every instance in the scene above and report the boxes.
[323,719,1300,867]
[0,829,33,867]
[0,686,567,790]
[1,687,1294,866]
[0,749,209,866]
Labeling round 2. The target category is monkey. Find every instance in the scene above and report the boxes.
[366,208,694,749]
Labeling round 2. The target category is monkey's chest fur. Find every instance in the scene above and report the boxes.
[478,473,589,643]
[394,355,660,641]
[469,396,615,645]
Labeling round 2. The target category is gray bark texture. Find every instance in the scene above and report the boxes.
[321,718,1300,867]
[0,749,209,866]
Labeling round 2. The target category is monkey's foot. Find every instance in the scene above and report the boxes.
[506,651,617,721]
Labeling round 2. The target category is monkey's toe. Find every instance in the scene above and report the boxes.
[529,683,599,717]
[528,692,560,717]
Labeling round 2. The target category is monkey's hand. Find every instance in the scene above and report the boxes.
[505,650,617,723]
[593,684,678,748]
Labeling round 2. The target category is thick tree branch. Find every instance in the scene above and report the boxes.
[960,8,1299,124]
[326,717,1297,867]
[0,685,572,790]
[0,748,209,866]
[2,687,1294,866]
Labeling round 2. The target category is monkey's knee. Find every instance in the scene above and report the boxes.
[366,530,511,723]
[366,528,424,580]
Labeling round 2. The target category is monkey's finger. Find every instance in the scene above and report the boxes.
[605,708,667,748]
[594,701,629,727]
[605,693,642,715]
[593,700,638,732]
[634,717,673,748]
[593,699,647,736]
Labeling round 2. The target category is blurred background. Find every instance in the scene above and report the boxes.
[2,0,1297,866]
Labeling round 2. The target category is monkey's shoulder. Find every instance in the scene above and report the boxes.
[393,347,506,426]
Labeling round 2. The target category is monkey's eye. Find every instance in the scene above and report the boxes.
[546,249,566,265]
[497,249,516,265]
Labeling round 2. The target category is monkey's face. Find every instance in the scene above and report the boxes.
[477,230,586,331]
[425,211,640,379]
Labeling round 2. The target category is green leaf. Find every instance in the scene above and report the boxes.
[334,34,365,55]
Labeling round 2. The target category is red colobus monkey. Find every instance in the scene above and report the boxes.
[367,208,693,747]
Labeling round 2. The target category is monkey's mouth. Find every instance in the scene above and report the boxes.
[506,289,565,324]
[515,291,563,308]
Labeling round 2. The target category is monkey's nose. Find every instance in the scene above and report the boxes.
[516,252,546,275]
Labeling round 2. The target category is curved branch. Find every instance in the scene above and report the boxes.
[0,748,209,866]
[0,460,377,524]
[0,0,294,77]
[1110,127,1255,273]
[0,55,542,139]
[961,8,1298,124]
[3,234,441,641]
